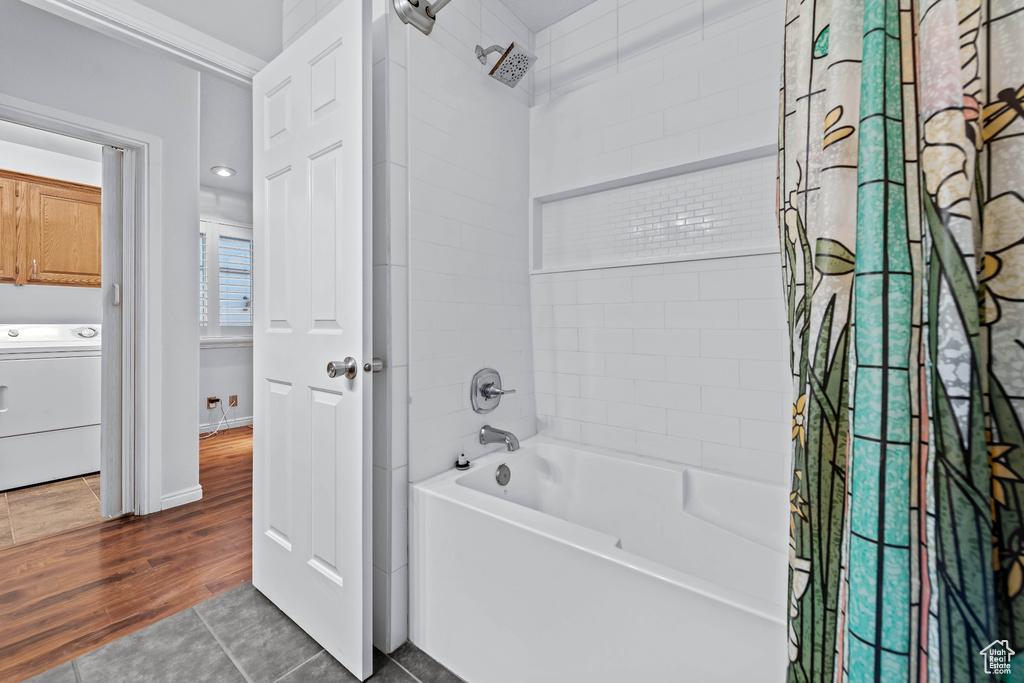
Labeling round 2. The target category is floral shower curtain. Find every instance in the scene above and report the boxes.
[779,0,1024,679]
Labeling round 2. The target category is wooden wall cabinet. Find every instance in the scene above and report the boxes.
[0,177,16,283]
[0,170,102,288]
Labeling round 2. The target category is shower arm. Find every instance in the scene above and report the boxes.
[393,0,452,34]
[424,0,452,18]
[475,44,505,65]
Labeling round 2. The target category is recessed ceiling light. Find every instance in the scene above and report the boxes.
[211,166,236,177]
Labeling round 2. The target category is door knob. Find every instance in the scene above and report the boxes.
[363,358,384,373]
[327,357,358,379]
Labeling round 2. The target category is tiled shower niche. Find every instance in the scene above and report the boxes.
[537,154,777,271]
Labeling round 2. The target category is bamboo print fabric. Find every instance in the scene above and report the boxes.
[778,0,1024,680]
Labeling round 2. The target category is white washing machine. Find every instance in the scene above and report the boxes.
[0,324,102,491]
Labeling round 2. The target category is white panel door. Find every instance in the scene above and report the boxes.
[252,0,372,679]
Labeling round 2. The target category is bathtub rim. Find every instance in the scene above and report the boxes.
[411,434,788,626]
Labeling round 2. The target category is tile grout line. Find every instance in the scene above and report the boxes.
[386,654,428,683]
[386,650,467,683]
[192,607,257,683]
[84,477,101,504]
[271,648,325,683]
[5,493,15,543]
[72,658,84,683]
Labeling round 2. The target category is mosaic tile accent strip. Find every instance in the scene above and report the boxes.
[540,155,777,270]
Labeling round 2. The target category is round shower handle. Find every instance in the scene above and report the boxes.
[327,357,358,380]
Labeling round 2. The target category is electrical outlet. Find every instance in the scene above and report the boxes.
[207,397,220,410]
[229,395,238,407]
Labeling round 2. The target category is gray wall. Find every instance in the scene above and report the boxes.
[0,285,103,324]
[0,0,201,510]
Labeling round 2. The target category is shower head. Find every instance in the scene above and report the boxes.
[475,42,537,88]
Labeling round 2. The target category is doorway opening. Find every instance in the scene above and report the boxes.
[0,113,140,544]
[0,120,107,545]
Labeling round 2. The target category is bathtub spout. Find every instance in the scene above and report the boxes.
[480,425,520,452]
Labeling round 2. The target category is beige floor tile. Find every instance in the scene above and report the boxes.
[6,477,102,544]
[0,494,13,548]
[84,473,101,501]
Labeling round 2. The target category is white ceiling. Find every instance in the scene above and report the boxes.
[0,82,250,195]
[0,120,101,161]
[499,0,601,31]
[136,0,283,62]
[200,74,253,195]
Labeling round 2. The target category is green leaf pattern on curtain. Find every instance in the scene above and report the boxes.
[779,0,1024,679]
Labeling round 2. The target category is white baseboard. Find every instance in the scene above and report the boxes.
[161,484,203,510]
[199,415,253,434]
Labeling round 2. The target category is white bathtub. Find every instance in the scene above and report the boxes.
[410,436,789,683]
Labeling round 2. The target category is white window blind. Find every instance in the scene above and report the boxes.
[199,220,253,338]
[199,231,209,327]
[218,236,253,327]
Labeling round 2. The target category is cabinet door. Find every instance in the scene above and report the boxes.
[21,180,102,287]
[0,177,15,283]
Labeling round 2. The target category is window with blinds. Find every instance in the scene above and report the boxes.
[218,236,253,327]
[199,221,253,338]
[199,231,209,327]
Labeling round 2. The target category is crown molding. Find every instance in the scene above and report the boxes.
[19,0,267,85]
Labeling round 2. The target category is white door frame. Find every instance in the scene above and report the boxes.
[0,93,164,514]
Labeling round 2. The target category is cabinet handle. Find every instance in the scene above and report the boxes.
[112,284,121,306]
[32,259,37,277]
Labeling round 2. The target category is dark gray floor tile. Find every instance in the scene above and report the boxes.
[193,582,322,683]
[24,661,77,683]
[274,650,358,683]
[76,608,245,683]
[274,647,418,683]
[369,657,417,683]
[390,642,465,683]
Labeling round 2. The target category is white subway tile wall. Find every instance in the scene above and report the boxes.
[369,0,412,652]
[406,0,538,484]
[525,0,789,486]
[531,0,784,196]
[531,253,792,484]
[540,155,776,269]
[282,0,349,47]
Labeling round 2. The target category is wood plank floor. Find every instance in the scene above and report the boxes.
[0,427,253,683]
